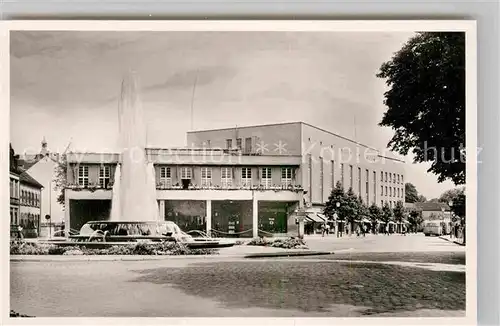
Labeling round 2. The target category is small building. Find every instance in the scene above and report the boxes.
[18,170,44,238]
[414,201,452,234]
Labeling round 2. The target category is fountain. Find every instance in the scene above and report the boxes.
[59,72,234,249]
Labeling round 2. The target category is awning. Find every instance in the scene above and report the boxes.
[316,214,328,222]
[388,221,396,224]
[361,218,372,223]
[306,214,324,223]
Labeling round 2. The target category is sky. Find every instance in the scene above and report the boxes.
[10,31,456,199]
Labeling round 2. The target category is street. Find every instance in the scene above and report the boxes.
[10,234,465,317]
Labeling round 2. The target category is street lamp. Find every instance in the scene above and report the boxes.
[335,202,342,238]
[448,200,454,239]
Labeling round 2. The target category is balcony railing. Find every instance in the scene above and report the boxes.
[66,182,304,193]
[155,183,304,192]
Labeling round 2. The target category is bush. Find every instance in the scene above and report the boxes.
[10,240,219,256]
[246,237,307,249]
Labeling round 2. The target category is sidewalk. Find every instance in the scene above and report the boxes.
[439,236,465,246]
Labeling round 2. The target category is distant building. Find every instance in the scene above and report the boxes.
[64,122,406,238]
[414,202,451,221]
[20,137,65,223]
[18,170,44,238]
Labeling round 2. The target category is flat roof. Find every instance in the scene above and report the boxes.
[188,121,405,163]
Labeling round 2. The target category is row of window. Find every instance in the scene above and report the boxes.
[309,157,404,205]
[78,165,111,187]
[225,137,253,153]
[159,166,293,188]
[381,185,405,199]
[380,171,404,184]
[381,200,402,209]
[21,190,41,207]
[76,165,294,188]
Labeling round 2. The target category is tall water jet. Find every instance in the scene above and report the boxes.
[110,164,121,221]
[111,72,159,222]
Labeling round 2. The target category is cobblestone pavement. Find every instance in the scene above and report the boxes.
[131,260,465,315]
[285,251,465,265]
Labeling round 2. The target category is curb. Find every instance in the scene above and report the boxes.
[244,250,333,258]
[438,236,465,246]
[10,251,322,262]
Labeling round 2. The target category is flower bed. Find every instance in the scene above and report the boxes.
[246,237,308,249]
[10,241,219,256]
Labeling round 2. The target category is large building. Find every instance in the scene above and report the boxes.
[64,122,405,237]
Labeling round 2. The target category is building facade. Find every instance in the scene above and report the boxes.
[10,172,20,226]
[19,171,44,238]
[64,122,405,237]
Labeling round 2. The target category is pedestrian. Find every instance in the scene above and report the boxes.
[325,223,330,236]
[321,223,326,237]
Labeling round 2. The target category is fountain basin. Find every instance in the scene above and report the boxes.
[55,221,235,249]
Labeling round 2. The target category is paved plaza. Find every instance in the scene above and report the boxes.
[10,234,465,317]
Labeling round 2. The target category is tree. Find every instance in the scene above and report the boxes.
[451,190,466,219]
[408,210,423,232]
[53,153,68,208]
[393,201,405,223]
[439,187,465,204]
[381,203,393,224]
[417,194,427,203]
[405,183,419,203]
[343,188,361,235]
[368,203,382,233]
[377,32,465,185]
[323,181,347,220]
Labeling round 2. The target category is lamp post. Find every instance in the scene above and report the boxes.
[448,200,454,239]
[335,202,342,238]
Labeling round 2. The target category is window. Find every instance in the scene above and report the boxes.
[245,137,252,153]
[221,167,233,188]
[308,154,313,202]
[319,159,324,201]
[180,167,192,179]
[365,169,369,203]
[349,165,353,189]
[241,167,252,187]
[159,167,172,186]
[331,160,335,190]
[99,165,111,188]
[207,140,211,148]
[380,171,383,182]
[201,167,212,187]
[385,186,388,196]
[385,172,388,182]
[393,173,396,183]
[358,167,362,196]
[226,139,232,149]
[381,185,383,195]
[397,188,400,198]
[373,171,376,204]
[261,167,272,188]
[236,138,242,150]
[397,174,400,184]
[340,163,345,188]
[381,200,384,207]
[401,175,404,184]
[78,165,89,186]
[389,187,392,197]
[389,173,392,183]
[282,167,293,187]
